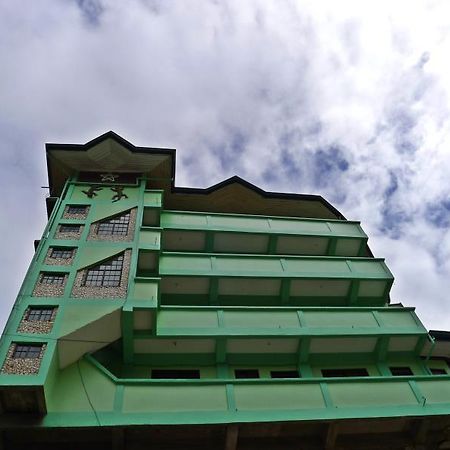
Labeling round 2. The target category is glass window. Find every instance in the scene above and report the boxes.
[84,254,124,287]
[430,368,447,375]
[389,367,413,376]
[321,368,369,377]
[50,247,74,259]
[270,370,300,378]
[67,205,87,215]
[97,212,130,236]
[27,308,55,322]
[234,369,260,379]
[13,344,42,359]
[59,224,81,233]
[40,273,66,285]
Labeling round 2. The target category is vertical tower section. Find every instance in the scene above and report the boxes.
[0,132,446,429]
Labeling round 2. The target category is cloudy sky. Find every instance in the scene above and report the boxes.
[0,0,450,330]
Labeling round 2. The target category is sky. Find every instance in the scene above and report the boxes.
[0,0,450,330]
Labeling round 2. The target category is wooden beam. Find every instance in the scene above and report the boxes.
[225,424,239,450]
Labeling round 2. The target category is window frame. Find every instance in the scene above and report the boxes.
[40,273,66,285]
[12,344,42,359]
[96,211,131,236]
[50,247,75,259]
[66,205,88,215]
[234,369,260,379]
[389,366,413,376]
[84,254,124,287]
[26,307,55,322]
[59,224,81,233]
[321,368,369,378]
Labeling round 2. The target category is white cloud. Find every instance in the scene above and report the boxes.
[0,0,450,329]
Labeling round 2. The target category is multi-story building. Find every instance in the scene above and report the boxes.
[0,131,449,449]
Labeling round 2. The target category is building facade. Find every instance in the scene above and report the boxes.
[0,132,449,449]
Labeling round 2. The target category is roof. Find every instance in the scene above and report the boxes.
[46,131,346,220]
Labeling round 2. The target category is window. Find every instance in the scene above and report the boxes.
[270,370,300,378]
[97,211,130,236]
[84,254,124,287]
[50,247,74,259]
[389,367,413,376]
[40,273,66,285]
[59,224,81,233]
[430,368,447,375]
[321,368,369,377]
[13,344,42,359]
[235,369,260,379]
[27,308,55,322]
[67,205,87,215]
[151,369,200,379]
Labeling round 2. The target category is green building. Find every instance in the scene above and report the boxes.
[0,131,449,449]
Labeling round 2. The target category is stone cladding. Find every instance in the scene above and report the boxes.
[44,247,76,266]
[71,249,131,299]
[87,208,136,242]
[32,274,67,297]
[1,343,46,375]
[17,308,57,334]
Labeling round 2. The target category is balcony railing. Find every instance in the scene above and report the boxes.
[160,211,368,256]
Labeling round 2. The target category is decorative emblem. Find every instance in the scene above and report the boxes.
[100,173,119,182]
[111,186,128,202]
[82,186,103,198]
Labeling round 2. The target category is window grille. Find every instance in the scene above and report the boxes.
[40,273,66,285]
[27,308,55,322]
[13,344,42,359]
[84,254,124,287]
[97,212,130,236]
[67,205,87,215]
[59,224,81,233]
[50,248,74,259]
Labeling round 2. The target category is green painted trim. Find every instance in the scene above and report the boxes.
[161,209,364,226]
[375,336,390,361]
[319,382,333,407]
[216,339,227,364]
[267,235,278,254]
[327,238,337,256]
[113,384,124,412]
[280,279,291,305]
[122,309,134,364]
[87,354,450,385]
[298,338,310,364]
[205,231,214,252]
[408,380,426,405]
[226,383,236,411]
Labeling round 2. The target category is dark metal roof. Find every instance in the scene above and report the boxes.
[45,131,347,220]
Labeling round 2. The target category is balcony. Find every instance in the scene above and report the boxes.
[158,253,393,307]
[161,211,368,256]
[39,354,450,427]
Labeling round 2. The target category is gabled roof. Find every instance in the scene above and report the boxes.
[45,131,346,220]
